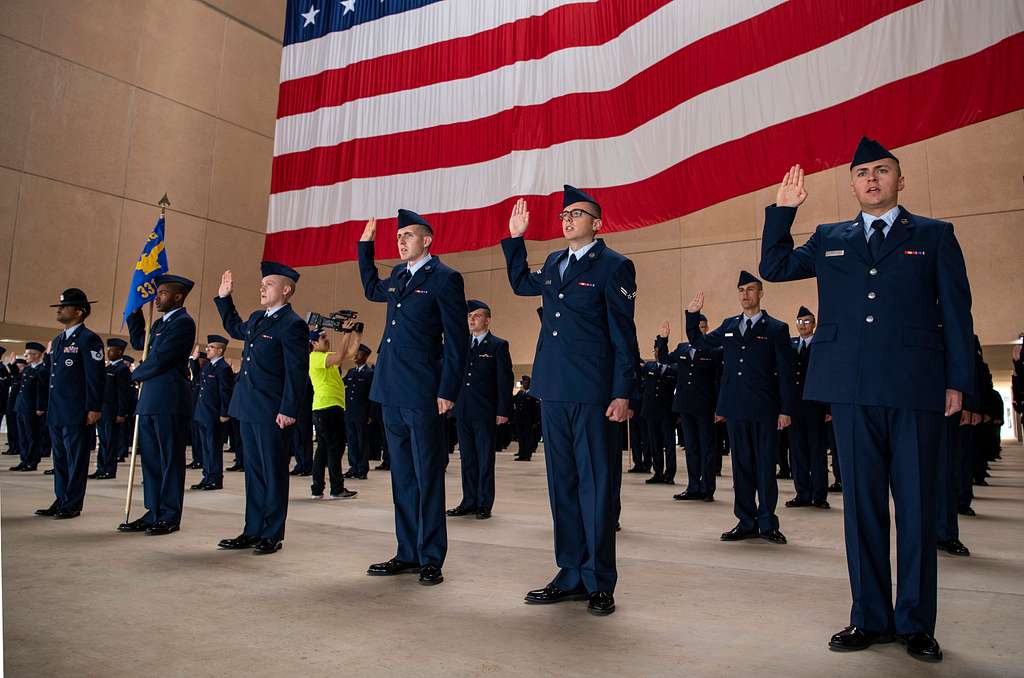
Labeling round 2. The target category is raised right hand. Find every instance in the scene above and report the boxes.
[360,217,377,242]
[218,270,233,298]
[686,292,704,314]
[658,320,670,338]
[776,164,808,208]
[508,198,529,237]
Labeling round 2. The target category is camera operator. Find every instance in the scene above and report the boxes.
[309,320,363,500]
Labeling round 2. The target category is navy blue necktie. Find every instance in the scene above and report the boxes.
[562,254,578,281]
[868,219,886,262]
[745,318,753,335]
[397,269,411,294]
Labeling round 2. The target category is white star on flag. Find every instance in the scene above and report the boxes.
[341,0,355,14]
[301,4,320,27]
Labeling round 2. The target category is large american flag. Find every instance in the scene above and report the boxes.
[264,0,1024,266]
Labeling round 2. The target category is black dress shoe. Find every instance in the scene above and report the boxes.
[219,534,261,549]
[43,468,54,475]
[899,632,943,662]
[117,517,151,533]
[476,508,492,520]
[828,482,843,493]
[190,481,209,490]
[35,503,59,517]
[418,564,444,585]
[673,490,704,501]
[785,498,812,508]
[663,478,676,485]
[87,471,101,479]
[289,467,302,476]
[9,463,25,471]
[626,466,646,474]
[645,475,664,484]
[95,472,116,480]
[776,470,792,479]
[524,585,588,604]
[587,591,615,616]
[702,495,715,502]
[201,482,223,491]
[343,470,355,478]
[957,506,976,516]
[937,538,970,556]
[367,558,421,576]
[828,626,894,652]
[720,525,759,541]
[187,461,203,469]
[446,505,477,517]
[374,463,390,470]
[760,528,787,544]
[146,521,180,535]
[53,510,81,520]
[253,539,283,555]
[226,464,244,472]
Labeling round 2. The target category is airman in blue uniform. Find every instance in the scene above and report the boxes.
[358,209,469,586]
[684,271,796,545]
[190,335,235,491]
[12,342,47,472]
[502,186,641,616]
[448,300,514,520]
[119,275,197,535]
[759,138,974,662]
[784,306,830,510]
[91,338,131,480]
[638,360,676,485]
[214,262,309,555]
[342,344,374,477]
[656,314,722,501]
[33,289,105,519]
[511,375,540,461]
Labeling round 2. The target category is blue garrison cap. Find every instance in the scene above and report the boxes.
[563,184,600,210]
[207,335,228,345]
[26,341,45,352]
[357,344,372,355]
[106,338,128,348]
[260,261,300,283]
[797,306,815,319]
[467,299,490,314]
[397,209,433,235]
[155,274,195,294]
[737,270,761,287]
[850,136,898,169]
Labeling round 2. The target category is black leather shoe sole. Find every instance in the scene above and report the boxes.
[828,634,894,652]
[418,574,444,586]
[524,591,588,605]
[253,542,283,555]
[367,563,421,576]
[587,603,615,616]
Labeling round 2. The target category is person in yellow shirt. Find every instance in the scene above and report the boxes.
[309,326,362,499]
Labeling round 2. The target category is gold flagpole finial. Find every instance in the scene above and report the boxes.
[158,194,171,215]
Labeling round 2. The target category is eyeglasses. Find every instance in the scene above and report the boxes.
[796,319,815,325]
[558,208,599,222]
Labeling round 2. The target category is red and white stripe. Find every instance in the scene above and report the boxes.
[265,0,1024,266]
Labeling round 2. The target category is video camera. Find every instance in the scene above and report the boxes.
[306,310,364,334]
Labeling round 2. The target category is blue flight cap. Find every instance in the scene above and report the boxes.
[797,306,815,319]
[155,274,195,294]
[26,341,46,352]
[260,261,300,283]
[737,270,761,287]
[466,299,491,314]
[106,338,128,348]
[207,335,228,345]
[397,209,433,235]
[850,136,898,169]
[357,344,372,355]
[563,184,600,210]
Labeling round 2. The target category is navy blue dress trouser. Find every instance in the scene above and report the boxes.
[541,400,620,594]
[17,412,42,467]
[240,421,291,541]
[138,413,188,526]
[382,406,447,567]
[680,412,716,497]
[789,403,828,503]
[646,414,676,481]
[345,412,370,476]
[936,415,962,542]
[196,419,226,485]
[727,416,780,532]
[96,418,121,476]
[50,424,91,512]
[831,403,942,636]
[456,416,496,511]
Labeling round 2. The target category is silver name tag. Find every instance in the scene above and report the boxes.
[825,250,845,257]
[724,332,734,337]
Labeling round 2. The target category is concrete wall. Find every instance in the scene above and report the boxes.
[1,2,1021,384]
